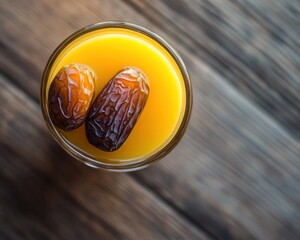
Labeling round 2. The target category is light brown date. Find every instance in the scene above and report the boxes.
[86,67,149,151]
[48,63,95,131]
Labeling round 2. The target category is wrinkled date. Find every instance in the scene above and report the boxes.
[48,63,95,131]
[86,67,150,151]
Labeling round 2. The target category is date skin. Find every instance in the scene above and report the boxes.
[86,67,149,152]
[48,63,95,131]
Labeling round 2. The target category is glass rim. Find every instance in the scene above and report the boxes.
[40,21,193,172]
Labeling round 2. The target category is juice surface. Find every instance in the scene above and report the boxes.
[47,28,186,163]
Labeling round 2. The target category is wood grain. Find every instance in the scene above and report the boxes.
[125,0,300,138]
[1,0,300,239]
[1,0,299,136]
[0,73,207,240]
[135,51,300,239]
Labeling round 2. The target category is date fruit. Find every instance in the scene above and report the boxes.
[86,67,149,151]
[48,63,95,131]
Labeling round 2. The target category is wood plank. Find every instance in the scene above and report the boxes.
[1,0,299,137]
[124,0,300,138]
[1,0,300,137]
[1,0,300,239]
[0,73,208,240]
[232,0,300,43]
[134,51,300,240]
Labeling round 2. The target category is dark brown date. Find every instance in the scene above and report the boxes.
[48,63,95,131]
[86,67,149,151]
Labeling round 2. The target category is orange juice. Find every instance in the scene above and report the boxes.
[45,24,188,165]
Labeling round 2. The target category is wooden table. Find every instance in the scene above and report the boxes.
[1,0,299,239]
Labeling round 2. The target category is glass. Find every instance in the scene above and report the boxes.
[40,22,192,172]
